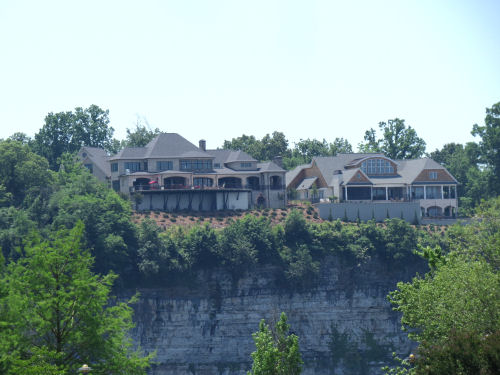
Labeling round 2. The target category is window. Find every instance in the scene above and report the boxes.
[144,162,148,171]
[214,163,221,168]
[124,162,141,172]
[84,163,93,173]
[241,162,252,168]
[112,180,120,191]
[111,163,118,172]
[360,158,394,175]
[411,186,425,199]
[156,161,173,171]
[429,171,438,180]
[426,186,441,199]
[372,187,386,200]
[180,159,213,171]
[270,176,281,190]
[193,177,213,187]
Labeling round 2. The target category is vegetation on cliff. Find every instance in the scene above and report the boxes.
[385,197,500,374]
[0,222,153,374]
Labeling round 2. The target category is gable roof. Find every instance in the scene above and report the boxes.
[79,146,110,175]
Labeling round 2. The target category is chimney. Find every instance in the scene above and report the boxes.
[273,156,283,168]
[199,139,206,151]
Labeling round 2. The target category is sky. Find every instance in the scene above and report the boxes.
[1,0,499,152]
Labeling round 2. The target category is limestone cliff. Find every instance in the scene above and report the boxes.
[129,256,424,375]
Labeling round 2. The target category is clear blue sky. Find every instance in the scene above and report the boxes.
[1,0,499,152]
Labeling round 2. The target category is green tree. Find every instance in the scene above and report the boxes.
[223,134,261,159]
[0,140,52,207]
[123,119,161,148]
[223,132,289,161]
[0,222,153,374]
[47,160,137,275]
[472,101,500,194]
[386,197,500,374]
[33,105,114,169]
[247,312,303,375]
[359,118,426,159]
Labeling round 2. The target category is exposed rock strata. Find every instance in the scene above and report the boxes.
[130,256,424,375]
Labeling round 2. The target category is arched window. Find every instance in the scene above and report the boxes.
[360,158,395,175]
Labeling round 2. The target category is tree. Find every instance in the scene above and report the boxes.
[359,119,426,159]
[33,105,114,169]
[223,132,289,161]
[386,197,500,374]
[0,222,153,374]
[247,312,303,375]
[122,119,161,148]
[0,140,52,207]
[472,101,500,194]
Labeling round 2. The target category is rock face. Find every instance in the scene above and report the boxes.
[129,256,424,375]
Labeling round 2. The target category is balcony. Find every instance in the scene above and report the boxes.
[130,184,249,192]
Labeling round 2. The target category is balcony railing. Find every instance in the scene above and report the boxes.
[130,183,287,193]
[130,184,250,192]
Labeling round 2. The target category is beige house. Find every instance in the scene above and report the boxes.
[287,153,458,218]
[81,133,286,211]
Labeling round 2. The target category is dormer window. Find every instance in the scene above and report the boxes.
[429,171,438,180]
[360,158,394,175]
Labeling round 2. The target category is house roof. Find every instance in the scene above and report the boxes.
[109,133,212,160]
[285,162,311,186]
[79,146,110,175]
[286,154,458,188]
[257,161,286,173]
[207,149,257,165]
[296,177,317,190]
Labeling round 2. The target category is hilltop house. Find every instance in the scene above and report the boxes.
[79,133,286,211]
[286,153,458,219]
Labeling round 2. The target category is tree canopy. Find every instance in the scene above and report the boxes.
[386,197,500,374]
[33,105,114,169]
[359,118,426,159]
[0,222,153,374]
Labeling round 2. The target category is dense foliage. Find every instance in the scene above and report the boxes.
[385,197,500,375]
[0,222,153,374]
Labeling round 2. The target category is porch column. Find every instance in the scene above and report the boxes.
[345,187,348,201]
[371,186,373,201]
[441,185,444,199]
[424,186,427,199]
[385,187,388,201]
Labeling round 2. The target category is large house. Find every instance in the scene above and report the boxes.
[79,133,286,211]
[286,153,458,218]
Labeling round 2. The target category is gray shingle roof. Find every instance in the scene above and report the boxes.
[286,154,458,188]
[80,146,110,175]
[257,161,286,173]
[109,133,213,160]
[207,149,257,165]
[296,177,317,190]
[285,162,311,186]
[145,133,213,158]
